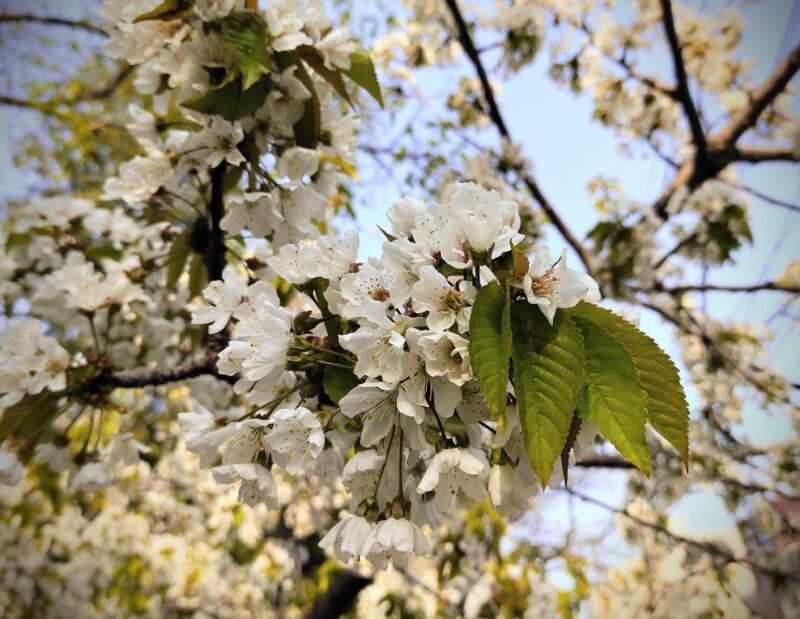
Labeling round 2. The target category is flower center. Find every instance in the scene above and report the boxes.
[442,289,466,312]
[528,268,557,297]
[369,287,390,302]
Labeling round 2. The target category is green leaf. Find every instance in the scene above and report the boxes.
[311,277,340,347]
[0,391,60,444]
[182,73,271,121]
[560,413,582,486]
[290,57,321,148]
[298,47,353,106]
[188,253,206,299]
[342,47,383,108]
[85,243,124,261]
[323,364,361,405]
[218,12,271,91]
[166,231,191,288]
[570,302,689,468]
[511,301,584,486]
[469,281,511,429]
[133,0,195,22]
[571,312,651,475]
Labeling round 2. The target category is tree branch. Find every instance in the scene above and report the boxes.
[305,571,372,619]
[94,354,232,389]
[658,0,707,162]
[0,13,107,36]
[731,145,799,164]
[721,178,800,214]
[443,0,594,275]
[646,281,800,295]
[566,488,800,584]
[575,455,635,469]
[204,163,229,282]
[712,41,800,148]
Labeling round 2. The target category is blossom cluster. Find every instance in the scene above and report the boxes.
[186,182,601,569]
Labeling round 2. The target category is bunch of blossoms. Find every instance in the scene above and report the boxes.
[97,0,361,244]
[186,181,602,570]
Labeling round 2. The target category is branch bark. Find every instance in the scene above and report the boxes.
[0,13,107,36]
[646,281,800,295]
[305,571,372,619]
[658,0,707,161]
[712,41,800,149]
[443,0,594,276]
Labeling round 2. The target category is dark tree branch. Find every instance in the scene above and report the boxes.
[94,353,233,389]
[658,0,707,161]
[721,178,800,214]
[0,13,107,36]
[443,0,594,275]
[575,456,635,469]
[645,281,800,295]
[204,163,229,282]
[305,571,372,619]
[566,488,800,584]
[0,96,47,112]
[731,145,799,164]
[712,41,800,149]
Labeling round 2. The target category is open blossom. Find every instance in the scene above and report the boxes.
[518,247,601,324]
[418,331,472,386]
[411,265,476,333]
[178,401,245,468]
[191,265,248,334]
[217,283,292,392]
[340,382,426,448]
[0,317,69,408]
[263,407,325,474]
[221,191,280,237]
[276,147,320,181]
[107,432,151,466]
[488,463,537,518]
[416,448,488,513]
[441,182,523,259]
[263,66,311,126]
[362,518,431,570]
[335,260,392,323]
[339,316,414,384]
[319,515,373,562]
[48,253,143,312]
[267,230,358,284]
[182,116,246,168]
[101,152,173,204]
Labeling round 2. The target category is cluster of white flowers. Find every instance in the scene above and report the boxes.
[184,181,600,569]
[0,318,69,411]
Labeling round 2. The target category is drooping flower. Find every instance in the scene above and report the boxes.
[417,331,473,386]
[362,517,431,570]
[319,515,373,562]
[212,463,279,508]
[416,448,488,513]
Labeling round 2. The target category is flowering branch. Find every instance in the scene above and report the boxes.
[443,0,595,276]
[645,281,800,295]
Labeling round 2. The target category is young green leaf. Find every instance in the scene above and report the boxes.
[166,231,191,288]
[182,74,271,121]
[323,364,361,405]
[0,391,61,444]
[289,57,321,148]
[187,253,206,299]
[218,12,271,91]
[511,302,585,486]
[133,0,195,23]
[570,302,689,468]
[571,313,651,475]
[298,47,353,106]
[342,47,383,108]
[469,281,511,429]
